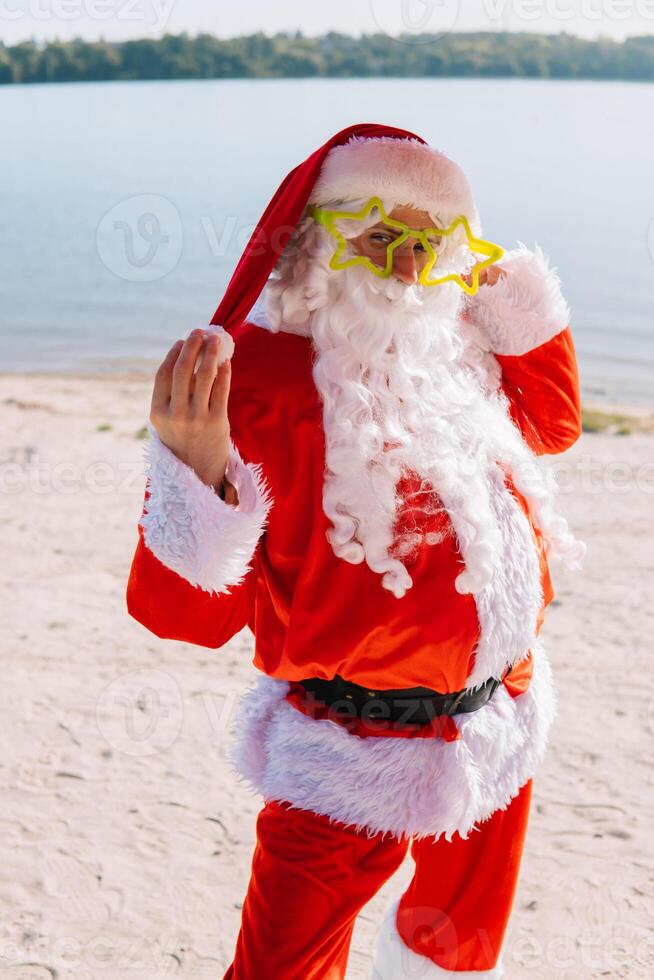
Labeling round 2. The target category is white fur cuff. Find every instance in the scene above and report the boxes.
[139,423,272,594]
[372,899,505,979]
[464,244,570,356]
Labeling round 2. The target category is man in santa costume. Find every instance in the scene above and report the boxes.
[126,123,584,978]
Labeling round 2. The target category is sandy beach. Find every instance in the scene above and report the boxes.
[1,371,653,980]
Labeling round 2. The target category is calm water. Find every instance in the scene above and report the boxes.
[1,77,653,405]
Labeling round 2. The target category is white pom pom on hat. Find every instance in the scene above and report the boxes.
[182,325,235,365]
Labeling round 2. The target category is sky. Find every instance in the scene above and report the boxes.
[1,0,653,44]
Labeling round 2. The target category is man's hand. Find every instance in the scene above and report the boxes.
[150,329,232,493]
[462,265,508,289]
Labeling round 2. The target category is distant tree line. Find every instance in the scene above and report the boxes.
[1,30,653,85]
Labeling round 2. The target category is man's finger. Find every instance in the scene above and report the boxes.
[170,330,204,411]
[223,478,239,507]
[193,334,221,409]
[486,265,506,287]
[151,339,183,416]
[209,359,232,420]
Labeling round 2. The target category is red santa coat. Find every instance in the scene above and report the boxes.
[127,246,582,841]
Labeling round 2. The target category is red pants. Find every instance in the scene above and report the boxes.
[223,779,533,979]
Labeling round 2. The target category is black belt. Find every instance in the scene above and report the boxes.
[297,666,512,727]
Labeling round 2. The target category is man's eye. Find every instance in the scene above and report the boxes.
[370,233,393,244]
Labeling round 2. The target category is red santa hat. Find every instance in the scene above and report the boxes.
[210,122,479,339]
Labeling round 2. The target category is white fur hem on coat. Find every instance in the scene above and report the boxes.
[139,423,273,595]
[372,898,505,979]
[228,638,556,842]
[464,463,542,691]
[463,243,570,357]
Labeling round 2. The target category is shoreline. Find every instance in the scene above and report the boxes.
[3,370,653,431]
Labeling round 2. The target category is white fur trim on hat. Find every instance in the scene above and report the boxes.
[139,424,273,595]
[229,637,556,842]
[310,135,480,231]
[463,244,570,357]
[372,898,505,979]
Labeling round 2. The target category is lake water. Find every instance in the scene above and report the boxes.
[1,77,653,406]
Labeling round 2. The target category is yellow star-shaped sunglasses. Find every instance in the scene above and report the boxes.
[306,196,504,296]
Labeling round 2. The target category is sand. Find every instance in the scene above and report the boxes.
[1,372,652,980]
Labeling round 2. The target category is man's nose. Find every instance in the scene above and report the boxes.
[392,248,418,285]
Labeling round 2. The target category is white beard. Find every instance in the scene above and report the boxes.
[304,263,579,599]
[261,219,583,601]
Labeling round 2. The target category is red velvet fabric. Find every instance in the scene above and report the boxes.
[126,322,581,701]
[222,801,409,980]
[226,321,578,695]
[397,778,534,972]
[222,780,533,978]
